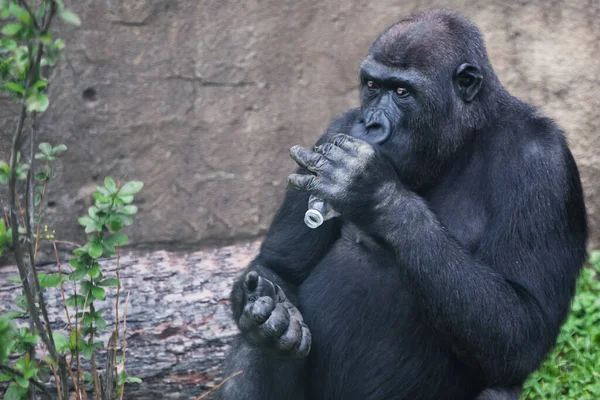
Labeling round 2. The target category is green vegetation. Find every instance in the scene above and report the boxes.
[523,253,600,399]
[1,1,143,398]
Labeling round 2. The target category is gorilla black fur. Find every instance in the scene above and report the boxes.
[219,9,587,400]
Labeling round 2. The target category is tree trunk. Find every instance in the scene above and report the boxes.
[0,241,260,399]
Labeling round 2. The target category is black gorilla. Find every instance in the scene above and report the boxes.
[220,9,587,400]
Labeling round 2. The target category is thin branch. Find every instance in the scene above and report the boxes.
[0,364,54,399]
[195,371,244,400]
[118,292,130,400]
[17,0,41,31]
[52,241,72,330]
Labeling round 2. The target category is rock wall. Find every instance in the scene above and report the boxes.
[1,0,599,253]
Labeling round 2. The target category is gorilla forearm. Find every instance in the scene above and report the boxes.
[366,187,559,384]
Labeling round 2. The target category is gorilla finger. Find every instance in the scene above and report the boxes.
[287,173,319,192]
[251,296,276,324]
[276,318,302,351]
[245,275,276,302]
[314,143,346,163]
[244,271,259,292]
[238,302,258,331]
[283,301,304,322]
[331,133,369,153]
[290,145,327,172]
[257,303,290,338]
[293,324,312,358]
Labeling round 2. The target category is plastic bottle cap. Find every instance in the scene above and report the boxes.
[304,209,324,229]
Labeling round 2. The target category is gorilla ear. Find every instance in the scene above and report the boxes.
[454,63,483,102]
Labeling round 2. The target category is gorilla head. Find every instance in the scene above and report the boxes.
[351,10,504,190]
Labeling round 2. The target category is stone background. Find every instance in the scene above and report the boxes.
[1,0,599,256]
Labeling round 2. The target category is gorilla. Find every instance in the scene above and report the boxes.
[220,9,588,400]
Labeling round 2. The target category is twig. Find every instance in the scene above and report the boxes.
[118,292,130,400]
[49,364,62,400]
[0,363,54,399]
[194,371,244,400]
[90,304,102,398]
[17,0,41,30]
[52,239,82,248]
[52,241,72,330]
[34,160,50,260]
[25,112,38,400]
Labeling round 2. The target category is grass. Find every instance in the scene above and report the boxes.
[522,251,600,399]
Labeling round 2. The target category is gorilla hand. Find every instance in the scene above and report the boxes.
[238,271,312,358]
[288,133,400,222]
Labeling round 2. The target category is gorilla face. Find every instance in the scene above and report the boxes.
[350,19,486,190]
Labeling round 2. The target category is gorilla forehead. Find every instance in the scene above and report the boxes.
[370,9,486,73]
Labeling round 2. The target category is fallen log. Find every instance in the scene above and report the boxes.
[0,241,261,399]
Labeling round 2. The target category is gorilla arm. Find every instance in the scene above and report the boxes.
[288,133,587,386]
[229,111,364,358]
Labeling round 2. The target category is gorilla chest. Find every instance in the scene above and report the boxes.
[299,224,476,399]
[427,187,489,253]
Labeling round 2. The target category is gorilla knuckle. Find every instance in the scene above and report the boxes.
[262,309,289,337]
[251,296,275,323]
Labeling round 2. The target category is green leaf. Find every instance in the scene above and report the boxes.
[59,9,81,26]
[15,295,28,311]
[104,177,117,193]
[38,142,52,155]
[35,171,48,180]
[88,264,101,278]
[93,192,111,203]
[26,93,49,112]
[118,194,134,204]
[98,277,119,287]
[95,316,107,330]
[32,80,47,90]
[109,215,124,232]
[66,294,86,308]
[119,181,144,196]
[105,233,128,247]
[91,286,106,300]
[118,371,127,386]
[80,280,92,296]
[78,216,95,227]
[69,258,86,269]
[6,82,25,94]
[120,205,138,215]
[89,242,103,259]
[0,161,9,174]
[40,273,62,288]
[83,371,94,383]
[96,186,111,197]
[5,383,26,399]
[53,332,69,352]
[40,32,53,45]
[1,23,22,36]
[52,144,67,154]
[69,268,87,282]
[82,345,93,359]
[8,4,31,24]
[120,214,134,226]
[128,376,143,384]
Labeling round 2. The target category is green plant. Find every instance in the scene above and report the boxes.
[1,1,143,398]
[522,253,600,399]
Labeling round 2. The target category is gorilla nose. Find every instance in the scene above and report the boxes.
[360,109,392,144]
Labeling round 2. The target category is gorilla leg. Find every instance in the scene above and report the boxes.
[475,387,521,400]
[218,336,305,400]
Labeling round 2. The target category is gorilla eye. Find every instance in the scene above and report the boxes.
[396,87,409,97]
[367,81,375,88]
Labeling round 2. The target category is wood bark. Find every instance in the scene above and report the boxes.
[0,241,260,399]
